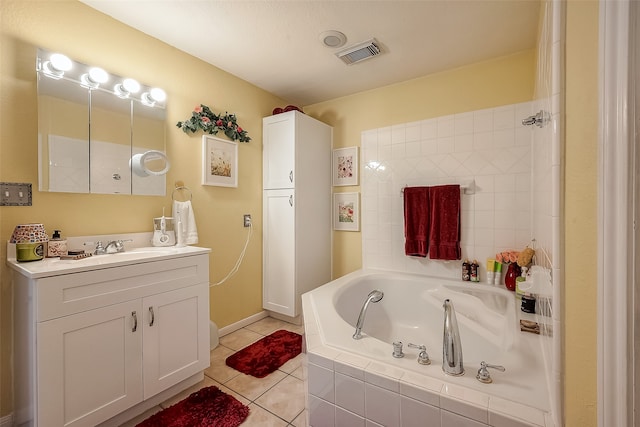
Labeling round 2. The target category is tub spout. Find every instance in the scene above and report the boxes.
[442,299,464,376]
[352,290,384,340]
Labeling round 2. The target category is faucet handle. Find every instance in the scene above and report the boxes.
[408,343,431,365]
[115,239,133,252]
[84,241,106,255]
[476,361,505,383]
[392,341,405,358]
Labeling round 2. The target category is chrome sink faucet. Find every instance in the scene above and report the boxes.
[104,240,126,254]
[87,239,132,255]
[442,299,464,376]
[352,290,384,340]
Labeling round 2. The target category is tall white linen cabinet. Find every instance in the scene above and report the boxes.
[263,110,332,318]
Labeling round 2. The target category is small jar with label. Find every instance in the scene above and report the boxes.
[47,230,68,257]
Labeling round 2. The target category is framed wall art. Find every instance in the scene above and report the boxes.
[332,146,359,186]
[202,135,238,187]
[333,192,360,231]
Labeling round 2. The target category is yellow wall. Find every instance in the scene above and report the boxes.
[564,0,599,425]
[305,50,536,278]
[0,1,601,425]
[0,0,286,415]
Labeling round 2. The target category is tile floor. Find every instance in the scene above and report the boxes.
[121,317,308,427]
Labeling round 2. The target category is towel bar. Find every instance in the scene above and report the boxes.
[401,180,475,196]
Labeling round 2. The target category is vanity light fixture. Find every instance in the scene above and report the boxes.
[80,67,109,89]
[37,48,166,109]
[114,78,140,99]
[42,53,72,79]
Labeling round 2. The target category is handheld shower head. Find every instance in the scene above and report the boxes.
[367,290,384,303]
[353,290,384,339]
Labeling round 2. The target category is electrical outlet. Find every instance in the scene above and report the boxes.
[243,214,252,227]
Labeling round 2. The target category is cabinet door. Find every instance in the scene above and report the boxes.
[37,300,142,427]
[143,284,210,398]
[263,113,295,189]
[263,189,296,316]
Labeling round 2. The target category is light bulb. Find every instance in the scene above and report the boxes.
[88,67,108,84]
[140,92,156,107]
[122,78,140,94]
[150,87,166,103]
[80,67,109,89]
[49,53,72,72]
[41,53,72,79]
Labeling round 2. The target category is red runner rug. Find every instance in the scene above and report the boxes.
[225,329,302,378]
[135,386,249,427]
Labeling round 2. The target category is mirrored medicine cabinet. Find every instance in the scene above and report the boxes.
[37,48,169,196]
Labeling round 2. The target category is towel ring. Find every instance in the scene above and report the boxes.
[172,185,192,202]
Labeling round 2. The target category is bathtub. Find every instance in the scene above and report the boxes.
[302,269,553,427]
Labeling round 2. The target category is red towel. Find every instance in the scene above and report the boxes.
[428,185,461,260]
[403,187,430,257]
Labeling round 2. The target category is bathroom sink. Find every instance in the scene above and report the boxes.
[119,247,179,255]
[47,247,183,267]
[7,238,210,279]
[109,247,179,260]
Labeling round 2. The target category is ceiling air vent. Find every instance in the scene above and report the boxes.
[336,39,381,65]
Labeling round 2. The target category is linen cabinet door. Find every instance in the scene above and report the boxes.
[37,299,143,427]
[263,112,295,189]
[142,284,210,398]
[263,188,296,316]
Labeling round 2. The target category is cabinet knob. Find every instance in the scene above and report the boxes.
[131,311,138,332]
[149,306,155,327]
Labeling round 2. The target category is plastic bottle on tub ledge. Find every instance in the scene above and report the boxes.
[494,262,503,286]
[462,260,470,281]
[504,263,521,291]
[470,260,480,282]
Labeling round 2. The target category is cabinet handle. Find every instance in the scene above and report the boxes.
[132,311,138,332]
[289,195,293,206]
[149,306,155,327]
[289,171,293,183]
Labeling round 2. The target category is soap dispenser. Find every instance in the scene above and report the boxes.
[47,230,68,257]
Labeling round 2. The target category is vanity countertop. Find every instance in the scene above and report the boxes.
[7,245,211,279]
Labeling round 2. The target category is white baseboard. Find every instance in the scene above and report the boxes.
[0,413,13,427]
[218,310,269,337]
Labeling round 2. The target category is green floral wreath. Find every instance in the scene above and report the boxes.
[176,104,251,142]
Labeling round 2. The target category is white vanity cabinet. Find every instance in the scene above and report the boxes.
[262,111,332,318]
[10,247,211,427]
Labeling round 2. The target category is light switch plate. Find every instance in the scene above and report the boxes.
[0,182,32,206]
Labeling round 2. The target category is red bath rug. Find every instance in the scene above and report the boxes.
[135,386,249,427]
[225,329,302,378]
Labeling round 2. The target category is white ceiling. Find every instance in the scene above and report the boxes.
[80,0,541,106]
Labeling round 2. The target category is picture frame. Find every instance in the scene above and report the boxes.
[202,135,238,187]
[332,146,359,186]
[333,192,360,231]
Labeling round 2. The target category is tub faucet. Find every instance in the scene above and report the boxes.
[352,290,384,340]
[442,299,464,376]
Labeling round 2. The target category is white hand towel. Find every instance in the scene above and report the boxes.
[172,200,199,245]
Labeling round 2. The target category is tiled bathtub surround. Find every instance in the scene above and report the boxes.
[303,295,552,427]
[360,101,534,280]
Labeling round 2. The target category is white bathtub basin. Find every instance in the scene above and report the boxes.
[302,269,552,426]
